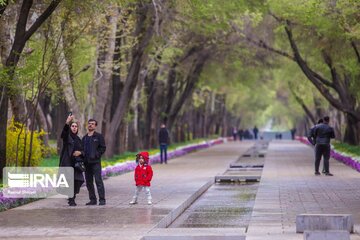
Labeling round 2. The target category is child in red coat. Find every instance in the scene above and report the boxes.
[129,151,153,205]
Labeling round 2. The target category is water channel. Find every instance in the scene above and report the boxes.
[168,141,269,230]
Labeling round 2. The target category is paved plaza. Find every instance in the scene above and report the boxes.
[0,140,359,239]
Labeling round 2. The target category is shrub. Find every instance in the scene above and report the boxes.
[6,119,45,166]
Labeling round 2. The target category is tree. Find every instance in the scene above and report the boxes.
[0,0,62,178]
[104,1,155,158]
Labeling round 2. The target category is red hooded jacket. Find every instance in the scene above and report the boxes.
[134,152,153,186]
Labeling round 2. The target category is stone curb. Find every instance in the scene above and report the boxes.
[151,178,214,229]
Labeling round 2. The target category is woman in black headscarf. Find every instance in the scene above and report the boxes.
[59,114,85,206]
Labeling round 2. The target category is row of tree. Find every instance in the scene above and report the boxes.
[0,0,244,176]
[0,0,359,178]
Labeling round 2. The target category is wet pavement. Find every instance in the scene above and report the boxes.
[1,140,360,240]
[0,141,253,240]
[168,142,267,229]
[169,182,258,228]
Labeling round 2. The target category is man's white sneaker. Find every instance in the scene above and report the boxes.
[129,200,137,205]
[147,201,152,205]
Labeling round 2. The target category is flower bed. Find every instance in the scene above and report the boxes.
[296,136,360,172]
[0,193,36,211]
[102,138,224,177]
[1,138,225,211]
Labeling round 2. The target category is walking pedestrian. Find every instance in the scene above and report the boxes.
[59,113,84,206]
[129,151,153,205]
[158,123,169,164]
[238,129,244,141]
[253,126,259,140]
[232,127,238,141]
[307,116,335,176]
[74,119,106,205]
[291,127,296,140]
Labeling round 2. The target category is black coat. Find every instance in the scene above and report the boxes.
[158,128,169,144]
[308,123,335,145]
[59,124,84,182]
[82,132,106,164]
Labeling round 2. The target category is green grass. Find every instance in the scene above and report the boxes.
[40,137,218,168]
[333,142,360,157]
[40,155,59,167]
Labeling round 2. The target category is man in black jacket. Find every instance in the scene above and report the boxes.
[158,123,169,164]
[75,119,106,205]
[307,116,335,176]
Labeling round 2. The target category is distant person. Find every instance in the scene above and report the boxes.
[232,127,238,141]
[74,119,106,205]
[307,119,324,145]
[291,128,296,140]
[307,116,335,176]
[308,119,326,173]
[238,129,244,141]
[244,129,251,139]
[129,152,153,205]
[158,123,169,164]
[59,113,84,206]
[253,126,259,140]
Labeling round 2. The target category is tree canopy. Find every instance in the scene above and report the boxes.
[0,0,359,173]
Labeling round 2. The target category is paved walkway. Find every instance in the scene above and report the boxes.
[0,140,359,239]
[247,140,360,240]
[0,141,253,239]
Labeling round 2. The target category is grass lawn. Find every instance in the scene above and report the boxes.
[333,142,360,156]
[40,137,216,168]
[40,151,140,168]
[40,155,59,167]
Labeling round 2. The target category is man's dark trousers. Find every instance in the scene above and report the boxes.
[315,144,330,173]
[160,143,167,164]
[85,162,105,202]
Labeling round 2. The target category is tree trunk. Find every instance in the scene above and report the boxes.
[0,0,61,176]
[128,84,141,152]
[344,114,360,145]
[104,3,154,158]
[167,51,209,132]
[56,33,85,133]
[0,89,7,178]
[144,68,159,149]
[93,8,119,133]
[35,103,49,147]
[55,100,67,154]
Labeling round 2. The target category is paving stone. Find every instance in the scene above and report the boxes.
[303,230,350,240]
[1,140,360,240]
[296,214,353,233]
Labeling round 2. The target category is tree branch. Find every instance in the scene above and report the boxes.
[24,0,62,41]
[351,41,360,64]
[321,50,341,88]
[245,37,295,61]
[0,0,8,16]
[285,22,360,119]
[285,23,340,104]
[288,82,316,125]
[285,23,334,88]
[16,0,33,39]
[168,51,209,127]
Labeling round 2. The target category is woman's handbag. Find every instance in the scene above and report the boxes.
[74,157,86,172]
